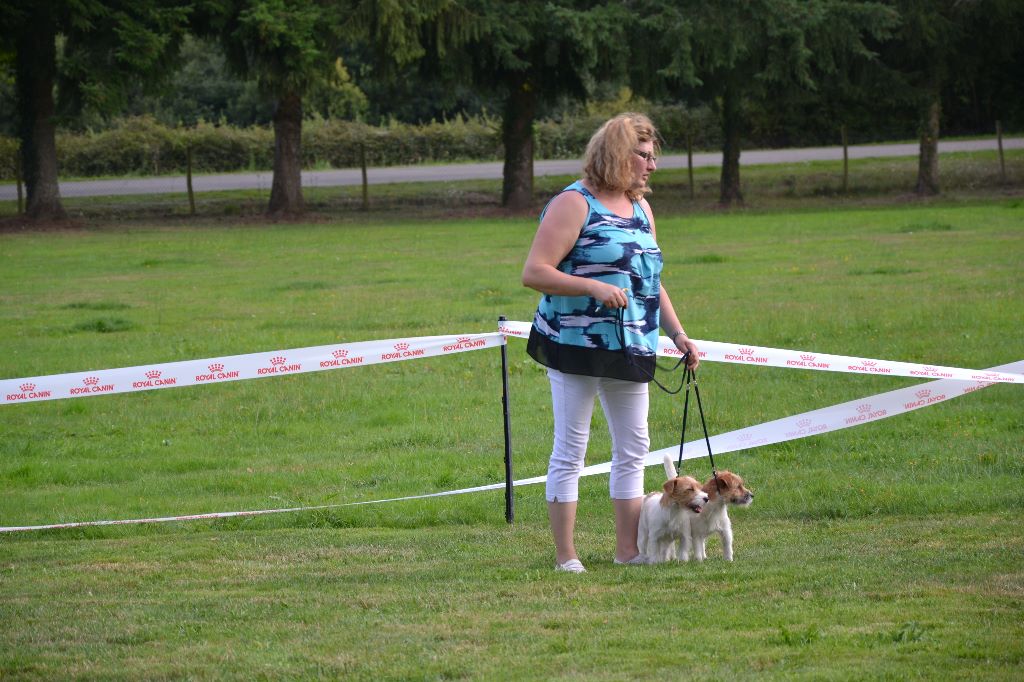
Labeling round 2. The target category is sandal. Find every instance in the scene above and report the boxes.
[554,558,587,573]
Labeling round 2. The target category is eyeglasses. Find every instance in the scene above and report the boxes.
[634,149,658,164]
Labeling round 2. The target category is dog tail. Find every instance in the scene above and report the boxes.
[663,453,678,479]
[637,502,648,555]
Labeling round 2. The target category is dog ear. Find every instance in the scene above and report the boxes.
[702,477,720,496]
[715,471,738,488]
[663,478,677,495]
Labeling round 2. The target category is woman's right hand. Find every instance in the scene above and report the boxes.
[589,281,629,309]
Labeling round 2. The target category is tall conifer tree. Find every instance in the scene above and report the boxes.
[628,0,896,206]
[1,0,189,221]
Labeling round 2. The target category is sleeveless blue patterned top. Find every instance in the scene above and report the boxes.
[526,181,663,382]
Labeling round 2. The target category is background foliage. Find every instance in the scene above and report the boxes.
[2,98,936,181]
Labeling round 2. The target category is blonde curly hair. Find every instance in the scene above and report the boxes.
[582,113,660,202]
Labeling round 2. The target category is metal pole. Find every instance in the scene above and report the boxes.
[498,316,514,523]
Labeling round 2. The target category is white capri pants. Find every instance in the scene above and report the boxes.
[544,368,650,503]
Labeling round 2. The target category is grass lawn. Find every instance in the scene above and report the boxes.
[0,184,1022,678]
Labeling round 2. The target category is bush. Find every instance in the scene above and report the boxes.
[302,119,374,168]
[648,103,722,151]
[1,102,905,183]
[58,116,180,177]
[186,122,273,172]
[535,105,723,158]
[301,116,504,169]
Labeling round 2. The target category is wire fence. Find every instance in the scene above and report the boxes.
[1,136,1021,219]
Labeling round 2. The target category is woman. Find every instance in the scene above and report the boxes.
[521,112,700,573]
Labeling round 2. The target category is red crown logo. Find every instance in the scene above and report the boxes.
[84,376,100,386]
[270,356,286,366]
[857,404,872,413]
[457,337,471,343]
[738,347,754,355]
[922,366,937,372]
[862,360,876,367]
[800,354,816,361]
[737,433,752,441]
[796,419,811,428]
[916,390,931,398]
[208,363,224,372]
[394,343,410,351]
[333,349,349,359]
[20,383,35,392]
[145,370,162,379]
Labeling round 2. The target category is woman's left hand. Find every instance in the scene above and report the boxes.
[673,335,700,370]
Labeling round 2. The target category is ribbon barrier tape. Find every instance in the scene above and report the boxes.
[1,320,1020,533]
[4,323,1022,407]
[2,358,1019,534]
[1,331,506,405]
[498,320,1024,384]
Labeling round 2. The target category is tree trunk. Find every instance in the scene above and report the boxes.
[718,82,743,207]
[915,93,941,196]
[15,15,66,222]
[268,90,305,216]
[501,78,536,210]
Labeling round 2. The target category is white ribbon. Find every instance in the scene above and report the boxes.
[1,332,506,405]
[3,359,1018,533]
[5,322,1021,407]
[499,320,1024,384]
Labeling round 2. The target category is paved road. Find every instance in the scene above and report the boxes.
[1,138,1018,200]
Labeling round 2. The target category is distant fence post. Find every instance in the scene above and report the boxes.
[186,142,196,216]
[686,131,695,200]
[996,120,1006,184]
[360,143,369,211]
[841,124,849,194]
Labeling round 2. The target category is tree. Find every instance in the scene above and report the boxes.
[200,0,468,217]
[127,35,275,128]
[6,2,63,221]
[629,0,896,206]
[446,1,630,209]
[0,0,190,221]
[209,0,325,216]
[878,0,1024,195]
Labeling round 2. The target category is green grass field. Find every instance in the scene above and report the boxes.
[1,188,1022,678]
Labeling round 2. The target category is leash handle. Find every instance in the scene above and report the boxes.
[614,308,689,394]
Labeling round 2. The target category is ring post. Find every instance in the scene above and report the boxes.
[499,316,514,524]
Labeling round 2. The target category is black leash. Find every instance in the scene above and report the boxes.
[611,307,721,490]
[677,365,722,493]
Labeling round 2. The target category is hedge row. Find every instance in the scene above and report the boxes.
[0,106,725,181]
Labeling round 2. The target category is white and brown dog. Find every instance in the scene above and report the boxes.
[686,468,754,562]
[637,454,709,564]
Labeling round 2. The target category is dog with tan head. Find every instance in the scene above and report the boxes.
[637,455,710,563]
[686,470,754,562]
